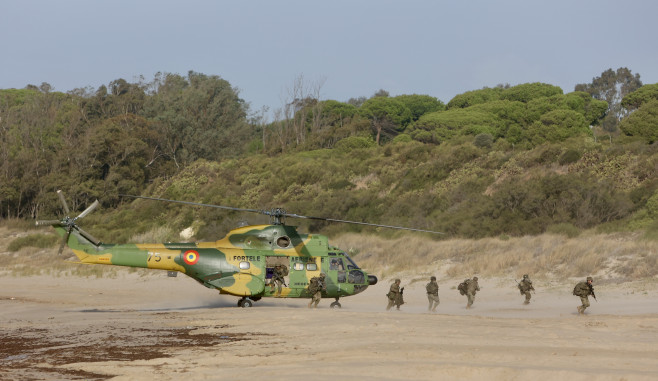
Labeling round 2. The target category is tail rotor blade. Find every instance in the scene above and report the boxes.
[77,200,99,220]
[57,190,71,215]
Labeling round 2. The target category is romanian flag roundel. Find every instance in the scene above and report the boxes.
[183,250,199,265]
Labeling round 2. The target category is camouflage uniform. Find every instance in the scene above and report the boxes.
[308,273,326,308]
[518,274,534,304]
[465,277,480,309]
[573,276,594,314]
[270,265,287,296]
[426,276,440,312]
[386,279,403,311]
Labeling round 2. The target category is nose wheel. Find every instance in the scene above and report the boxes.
[237,297,254,308]
[330,298,341,309]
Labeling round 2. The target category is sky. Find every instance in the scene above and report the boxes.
[2,0,657,119]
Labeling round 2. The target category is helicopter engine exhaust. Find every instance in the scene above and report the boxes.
[368,275,378,285]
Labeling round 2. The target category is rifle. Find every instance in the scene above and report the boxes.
[588,284,597,302]
[515,279,535,294]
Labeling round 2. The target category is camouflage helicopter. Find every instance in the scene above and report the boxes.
[37,190,442,308]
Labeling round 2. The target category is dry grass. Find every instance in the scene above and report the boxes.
[0,225,151,278]
[333,231,658,283]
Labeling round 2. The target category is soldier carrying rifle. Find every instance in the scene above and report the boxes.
[573,276,596,315]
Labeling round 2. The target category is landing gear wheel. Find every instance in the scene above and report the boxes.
[241,299,253,308]
[330,300,341,309]
[238,297,253,308]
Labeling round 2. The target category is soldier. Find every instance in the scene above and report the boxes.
[307,273,326,308]
[459,276,480,309]
[270,264,287,296]
[426,276,440,312]
[518,274,535,305]
[573,276,595,314]
[386,279,404,311]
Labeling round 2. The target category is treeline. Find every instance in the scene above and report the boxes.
[2,69,658,240]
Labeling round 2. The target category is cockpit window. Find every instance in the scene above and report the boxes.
[343,253,359,270]
[348,270,365,284]
[329,258,344,271]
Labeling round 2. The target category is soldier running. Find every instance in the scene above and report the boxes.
[307,273,326,308]
[458,277,480,309]
[518,274,535,305]
[426,276,440,312]
[573,276,595,315]
[386,279,404,311]
[270,264,287,296]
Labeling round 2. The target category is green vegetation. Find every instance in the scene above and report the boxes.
[8,233,59,252]
[1,68,657,244]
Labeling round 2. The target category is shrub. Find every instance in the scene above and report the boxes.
[558,149,582,165]
[8,234,59,252]
[546,223,581,238]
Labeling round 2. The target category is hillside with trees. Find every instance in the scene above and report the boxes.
[1,68,657,243]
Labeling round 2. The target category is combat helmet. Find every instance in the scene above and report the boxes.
[586,276,593,282]
[523,274,529,279]
[431,276,436,281]
[473,276,478,281]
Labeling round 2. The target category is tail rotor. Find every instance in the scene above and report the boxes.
[36,190,101,254]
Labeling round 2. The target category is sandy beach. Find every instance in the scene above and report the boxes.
[2,270,658,381]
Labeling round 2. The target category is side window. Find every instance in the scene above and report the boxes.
[337,271,346,283]
[239,261,250,270]
[293,263,304,271]
[306,263,317,271]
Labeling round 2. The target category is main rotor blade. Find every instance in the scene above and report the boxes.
[35,220,62,227]
[76,199,99,219]
[284,213,444,234]
[58,228,72,255]
[120,194,444,234]
[119,194,262,214]
[57,190,70,215]
[77,227,101,246]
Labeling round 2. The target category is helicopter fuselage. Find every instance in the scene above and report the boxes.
[56,223,377,302]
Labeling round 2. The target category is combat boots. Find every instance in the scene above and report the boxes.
[577,306,584,314]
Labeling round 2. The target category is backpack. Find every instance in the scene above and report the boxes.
[281,266,289,276]
[572,284,581,296]
[458,280,468,295]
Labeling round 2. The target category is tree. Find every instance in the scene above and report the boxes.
[500,83,563,103]
[575,67,643,132]
[621,83,658,111]
[358,97,412,144]
[141,71,251,166]
[618,99,658,143]
[447,87,504,109]
[394,94,445,121]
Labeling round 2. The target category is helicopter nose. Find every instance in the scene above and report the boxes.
[368,275,378,285]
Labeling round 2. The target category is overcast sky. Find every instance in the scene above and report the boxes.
[2,0,657,118]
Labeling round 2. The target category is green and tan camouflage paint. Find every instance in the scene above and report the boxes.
[54,223,374,301]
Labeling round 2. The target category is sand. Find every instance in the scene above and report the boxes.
[2,272,658,380]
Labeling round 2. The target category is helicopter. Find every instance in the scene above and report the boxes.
[37,190,442,308]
